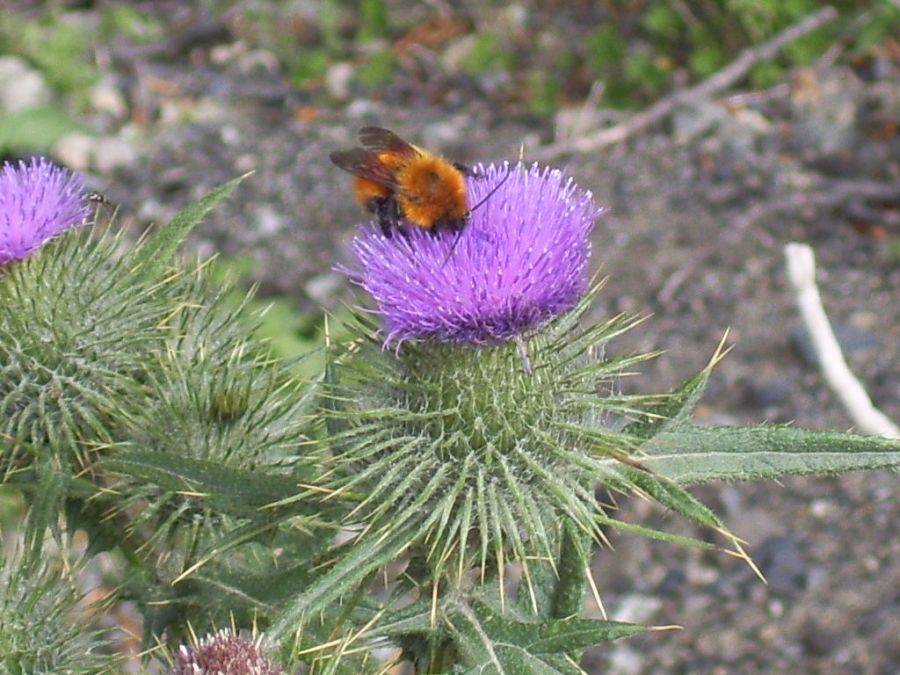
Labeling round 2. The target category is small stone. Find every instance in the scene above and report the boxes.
[0,56,51,112]
[304,272,344,305]
[809,498,837,518]
[53,132,95,172]
[93,136,139,173]
[657,568,686,596]
[608,645,644,675]
[743,377,792,410]
[345,99,383,120]
[611,593,662,624]
[89,79,127,118]
[754,535,807,595]
[253,204,286,236]
[442,34,479,73]
[325,62,355,100]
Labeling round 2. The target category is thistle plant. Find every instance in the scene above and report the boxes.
[0,157,897,673]
[319,164,689,591]
[0,542,121,674]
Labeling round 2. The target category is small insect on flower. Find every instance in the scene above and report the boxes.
[330,127,506,249]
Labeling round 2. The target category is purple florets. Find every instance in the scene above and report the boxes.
[345,162,601,347]
[0,158,89,266]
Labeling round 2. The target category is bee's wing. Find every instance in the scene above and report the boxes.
[329,148,400,189]
[358,127,419,157]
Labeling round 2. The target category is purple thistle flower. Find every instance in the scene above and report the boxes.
[344,162,601,347]
[172,629,283,675]
[0,158,89,266]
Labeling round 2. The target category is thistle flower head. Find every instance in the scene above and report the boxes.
[172,629,283,675]
[0,158,89,266]
[345,163,600,346]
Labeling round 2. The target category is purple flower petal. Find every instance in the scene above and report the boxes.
[343,163,602,347]
[0,158,89,266]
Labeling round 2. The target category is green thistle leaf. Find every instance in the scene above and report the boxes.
[98,451,302,515]
[446,592,645,674]
[133,173,250,281]
[643,423,900,484]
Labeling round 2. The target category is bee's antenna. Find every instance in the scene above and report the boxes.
[441,166,513,267]
[468,164,512,215]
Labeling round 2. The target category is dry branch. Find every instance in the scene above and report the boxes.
[530,6,839,161]
[785,242,899,439]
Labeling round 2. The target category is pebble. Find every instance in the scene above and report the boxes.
[93,136,139,173]
[608,645,644,675]
[304,272,344,305]
[345,99,383,120]
[0,56,51,112]
[657,568,686,596]
[611,593,662,624]
[742,376,792,410]
[253,204,286,236]
[754,535,807,595]
[89,79,127,118]
[53,132,95,171]
[325,62,355,100]
[442,34,479,72]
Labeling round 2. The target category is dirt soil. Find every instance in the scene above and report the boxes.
[46,5,900,673]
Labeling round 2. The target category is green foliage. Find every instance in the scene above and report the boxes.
[0,106,87,155]
[135,173,249,281]
[98,4,164,43]
[579,1,883,110]
[463,33,513,76]
[527,71,561,119]
[0,11,97,96]
[356,0,391,43]
[206,256,352,378]
[851,2,900,53]
[445,592,644,674]
[288,49,332,87]
[355,49,395,88]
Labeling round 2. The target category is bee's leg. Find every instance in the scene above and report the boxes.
[367,197,395,238]
[453,162,475,177]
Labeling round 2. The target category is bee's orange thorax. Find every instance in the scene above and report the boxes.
[394,156,468,229]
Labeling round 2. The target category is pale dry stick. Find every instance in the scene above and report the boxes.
[529,5,839,162]
[784,243,900,439]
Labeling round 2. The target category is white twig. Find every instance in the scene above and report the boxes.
[785,243,899,439]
